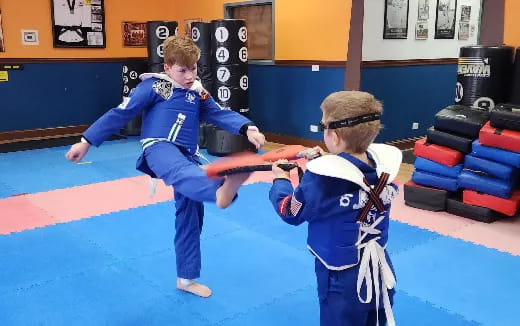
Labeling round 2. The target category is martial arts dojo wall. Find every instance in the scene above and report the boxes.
[504,0,520,48]
[174,0,351,61]
[359,0,483,142]
[172,0,485,143]
[0,0,176,133]
[1,0,518,143]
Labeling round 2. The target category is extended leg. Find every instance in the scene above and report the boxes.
[173,190,211,297]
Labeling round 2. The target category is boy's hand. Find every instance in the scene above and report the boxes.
[65,142,90,163]
[272,159,291,179]
[298,146,325,160]
[246,129,266,149]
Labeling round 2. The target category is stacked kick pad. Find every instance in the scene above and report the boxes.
[479,121,520,153]
[446,196,509,223]
[412,157,461,192]
[489,103,520,131]
[406,137,464,210]
[427,105,489,154]
[413,138,464,166]
[404,181,448,211]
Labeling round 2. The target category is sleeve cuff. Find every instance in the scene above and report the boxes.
[239,123,257,135]
[81,136,92,145]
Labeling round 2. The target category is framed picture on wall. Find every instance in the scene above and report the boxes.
[418,0,429,20]
[0,9,5,52]
[458,22,469,40]
[434,0,457,39]
[383,0,410,39]
[50,0,106,48]
[184,18,201,37]
[122,22,147,47]
[415,21,429,40]
[460,5,471,22]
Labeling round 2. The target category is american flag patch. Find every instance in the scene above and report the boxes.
[290,195,303,216]
[279,195,291,216]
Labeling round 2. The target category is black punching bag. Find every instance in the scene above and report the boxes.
[206,19,253,156]
[455,45,514,110]
[510,47,520,105]
[121,60,148,136]
[192,22,213,149]
[192,22,213,90]
[211,19,249,116]
[146,21,178,73]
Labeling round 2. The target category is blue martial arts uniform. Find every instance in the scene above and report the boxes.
[269,144,401,326]
[83,73,253,279]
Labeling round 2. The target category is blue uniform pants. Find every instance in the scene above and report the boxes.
[144,142,224,279]
[315,258,394,326]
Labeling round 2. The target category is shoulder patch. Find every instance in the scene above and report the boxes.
[290,195,303,216]
[152,80,173,100]
[199,89,210,101]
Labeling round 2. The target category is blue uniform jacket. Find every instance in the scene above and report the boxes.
[83,73,252,177]
[269,151,399,270]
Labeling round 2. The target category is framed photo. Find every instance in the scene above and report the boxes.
[418,0,430,20]
[383,0,410,39]
[122,21,147,47]
[50,0,106,48]
[0,9,5,52]
[184,18,201,37]
[460,5,471,22]
[415,21,429,40]
[458,22,469,40]
[434,0,457,39]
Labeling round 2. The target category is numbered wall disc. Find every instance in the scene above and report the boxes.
[211,19,247,65]
[456,45,514,110]
[213,86,248,113]
[146,21,178,66]
[191,22,212,54]
[213,64,248,87]
[122,60,148,97]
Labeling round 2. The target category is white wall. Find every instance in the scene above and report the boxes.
[363,0,482,61]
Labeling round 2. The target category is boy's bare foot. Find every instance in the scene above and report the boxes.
[215,172,251,208]
[176,278,212,298]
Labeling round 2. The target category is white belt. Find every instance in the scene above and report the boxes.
[140,138,168,151]
[140,138,207,198]
[356,215,396,326]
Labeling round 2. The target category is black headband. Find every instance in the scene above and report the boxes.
[319,113,381,131]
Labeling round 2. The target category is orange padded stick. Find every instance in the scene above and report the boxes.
[205,145,307,178]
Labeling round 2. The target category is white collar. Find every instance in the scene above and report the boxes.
[306,143,402,190]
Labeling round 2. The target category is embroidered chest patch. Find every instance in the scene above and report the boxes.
[152,80,173,100]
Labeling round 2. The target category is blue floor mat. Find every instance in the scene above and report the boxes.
[392,236,520,326]
[0,139,225,194]
[1,142,520,325]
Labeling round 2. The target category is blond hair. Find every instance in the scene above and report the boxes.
[320,91,382,153]
[163,36,200,66]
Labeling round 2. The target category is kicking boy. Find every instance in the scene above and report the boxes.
[66,36,265,298]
